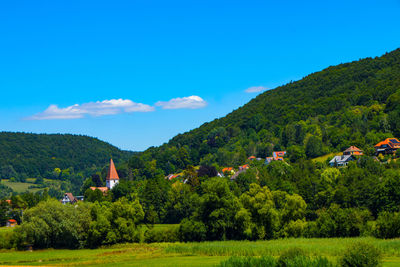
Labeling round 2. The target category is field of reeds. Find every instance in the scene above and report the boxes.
[0,237,400,266]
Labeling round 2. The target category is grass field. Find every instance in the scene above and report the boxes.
[0,237,400,266]
[312,152,342,163]
[0,180,41,193]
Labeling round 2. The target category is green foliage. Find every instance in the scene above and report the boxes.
[178,218,207,242]
[0,132,131,179]
[14,199,92,249]
[340,241,381,267]
[144,224,179,243]
[374,211,400,239]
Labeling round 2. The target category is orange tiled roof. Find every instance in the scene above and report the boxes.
[222,167,233,172]
[375,138,400,148]
[90,187,109,193]
[248,156,256,160]
[344,146,363,152]
[106,159,119,180]
[8,219,17,223]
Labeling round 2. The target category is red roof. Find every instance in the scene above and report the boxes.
[344,146,363,152]
[8,219,17,223]
[64,193,76,202]
[106,159,119,180]
[90,187,109,193]
[375,138,400,148]
[248,156,256,160]
[222,167,233,173]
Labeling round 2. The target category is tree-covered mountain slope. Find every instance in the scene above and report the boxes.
[0,132,132,178]
[132,48,400,175]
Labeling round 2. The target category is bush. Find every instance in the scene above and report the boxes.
[374,211,400,239]
[340,242,381,267]
[144,226,179,243]
[0,228,15,249]
[178,219,207,242]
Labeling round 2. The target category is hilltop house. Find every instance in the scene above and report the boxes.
[265,151,287,165]
[329,155,356,167]
[239,164,249,171]
[273,151,286,161]
[61,193,77,204]
[374,138,400,155]
[222,167,235,176]
[343,146,363,156]
[6,219,17,227]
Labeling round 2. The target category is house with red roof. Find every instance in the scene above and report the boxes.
[222,167,235,176]
[375,138,400,155]
[239,164,249,171]
[61,193,77,204]
[343,146,363,156]
[273,151,286,161]
[6,219,17,227]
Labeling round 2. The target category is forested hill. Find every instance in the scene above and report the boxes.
[132,48,400,174]
[0,132,132,178]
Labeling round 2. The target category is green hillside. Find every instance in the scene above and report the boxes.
[132,48,400,174]
[0,132,132,179]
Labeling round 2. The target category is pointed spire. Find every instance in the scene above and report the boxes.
[106,159,119,180]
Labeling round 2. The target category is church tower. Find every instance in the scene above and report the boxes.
[106,159,119,190]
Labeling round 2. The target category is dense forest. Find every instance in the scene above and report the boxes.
[0,133,132,197]
[0,132,132,179]
[130,48,400,174]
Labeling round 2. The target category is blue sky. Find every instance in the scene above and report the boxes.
[1,0,400,151]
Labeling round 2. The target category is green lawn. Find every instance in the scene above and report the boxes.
[312,152,342,163]
[0,238,399,266]
[0,180,41,193]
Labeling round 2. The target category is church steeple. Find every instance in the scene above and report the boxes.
[106,159,119,189]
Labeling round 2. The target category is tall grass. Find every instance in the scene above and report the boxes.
[165,238,400,257]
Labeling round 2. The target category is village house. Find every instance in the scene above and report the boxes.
[374,138,400,155]
[239,164,249,171]
[273,151,286,160]
[329,154,356,167]
[265,151,287,165]
[6,219,17,227]
[343,146,363,156]
[222,167,235,176]
[61,193,77,204]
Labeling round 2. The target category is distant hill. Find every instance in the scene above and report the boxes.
[131,48,400,174]
[0,132,132,178]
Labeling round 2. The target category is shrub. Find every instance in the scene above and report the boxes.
[374,211,400,239]
[144,226,179,243]
[340,242,381,267]
[178,218,206,242]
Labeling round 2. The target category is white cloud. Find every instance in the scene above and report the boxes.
[245,86,269,93]
[28,99,155,120]
[155,95,207,109]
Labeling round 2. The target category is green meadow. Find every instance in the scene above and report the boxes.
[1,237,400,266]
